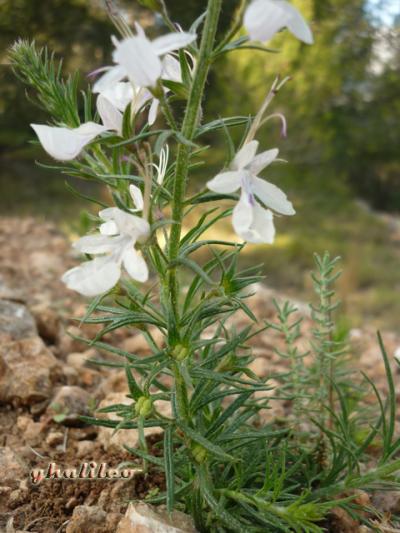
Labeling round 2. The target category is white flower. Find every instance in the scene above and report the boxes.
[92,53,184,126]
[113,23,196,88]
[93,24,195,97]
[62,203,150,297]
[207,140,295,243]
[31,94,122,161]
[244,0,313,44]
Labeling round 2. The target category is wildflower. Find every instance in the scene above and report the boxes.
[92,49,184,126]
[113,23,196,88]
[93,24,195,95]
[31,94,122,161]
[207,140,295,243]
[62,190,150,296]
[244,0,313,44]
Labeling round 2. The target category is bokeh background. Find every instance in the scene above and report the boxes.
[0,0,399,328]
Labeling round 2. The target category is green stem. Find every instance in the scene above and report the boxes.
[167,0,222,332]
[166,0,222,425]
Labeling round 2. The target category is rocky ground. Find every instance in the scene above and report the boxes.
[0,217,399,533]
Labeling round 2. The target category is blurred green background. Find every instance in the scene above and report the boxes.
[0,0,399,327]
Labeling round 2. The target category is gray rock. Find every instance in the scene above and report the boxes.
[0,301,37,340]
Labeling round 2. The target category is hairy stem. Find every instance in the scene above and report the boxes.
[167,0,222,331]
[166,0,222,426]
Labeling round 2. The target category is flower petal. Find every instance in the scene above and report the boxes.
[152,32,196,55]
[113,36,162,88]
[92,65,126,93]
[232,188,254,237]
[122,247,149,282]
[252,176,295,215]
[96,95,123,135]
[99,207,121,222]
[98,82,134,112]
[100,221,119,235]
[284,1,314,44]
[73,233,122,254]
[148,98,159,126]
[246,204,276,243]
[31,122,106,161]
[129,184,144,210]
[244,0,313,44]
[244,0,289,42]
[249,148,279,174]
[99,208,150,240]
[233,140,259,170]
[207,171,242,194]
[62,256,121,296]
[162,54,182,82]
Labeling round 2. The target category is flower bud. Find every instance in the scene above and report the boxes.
[216,354,236,372]
[171,344,189,361]
[135,396,153,417]
[191,443,207,463]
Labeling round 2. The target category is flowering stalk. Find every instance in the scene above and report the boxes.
[167,0,222,318]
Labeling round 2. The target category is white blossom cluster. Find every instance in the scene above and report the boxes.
[31,0,313,296]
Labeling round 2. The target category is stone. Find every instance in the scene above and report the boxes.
[371,490,400,514]
[58,326,88,356]
[99,370,130,395]
[30,304,60,345]
[121,334,150,355]
[65,505,107,533]
[116,502,197,533]
[121,327,163,355]
[0,337,59,406]
[8,487,28,509]
[0,447,26,489]
[249,357,269,378]
[21,419,44,446]
[328,507,363,533]
[29,250,65,276]
[79,368,101,388]
[66,349,97,370]
[97,480,135,513]
[75,440,94,459]
[0,301,37,340]
[48,385,92,427]
[0,276,25,302]
[97,393,171,451]
[62,365,79,386]
[46,431,65,447]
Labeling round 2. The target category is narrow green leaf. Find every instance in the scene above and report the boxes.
[181,425,239,463]
[125,366,143,400]
[164,426,175,512]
